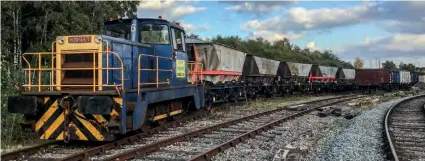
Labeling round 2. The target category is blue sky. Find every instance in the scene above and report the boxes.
[137,1,425,68]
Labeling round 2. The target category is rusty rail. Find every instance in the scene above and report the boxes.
[103,95,363,161]
[56,110,208,161]
[2,94,358,161]
[384,94,425,161]
[0,141,61,160]
[190,95,364,161]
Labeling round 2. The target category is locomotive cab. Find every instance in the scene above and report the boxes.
[8,18,205,142]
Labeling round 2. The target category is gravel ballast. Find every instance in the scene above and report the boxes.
[307,97,407,161]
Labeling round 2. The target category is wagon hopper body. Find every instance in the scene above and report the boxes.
[186,38,247,106]
[186,38,247,83]
[242,55,280,97]
[308,65,339,92]
[277,62,313,93]
[335,68,356,90]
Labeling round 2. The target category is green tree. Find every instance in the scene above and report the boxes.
[353,57,364,69]
[187,33,200,39]
[399,63,416,72]
[382,61,398,70]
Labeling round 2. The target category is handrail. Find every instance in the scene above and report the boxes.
[188,61,204,84]
[22,51,124,92]
[137,54,173,94]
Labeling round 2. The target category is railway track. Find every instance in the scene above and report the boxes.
[101,94,363,161]
[1,94,358,161]
[0,110,208,161]
[385,94,425,161]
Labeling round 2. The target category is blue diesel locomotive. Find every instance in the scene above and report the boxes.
[8,17,204,142]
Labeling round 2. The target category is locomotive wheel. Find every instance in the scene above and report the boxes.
[140,124,152,132]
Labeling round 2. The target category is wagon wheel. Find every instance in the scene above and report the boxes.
[232,88,239,103]
[205,94,214,111]
[264,86,274,97]
[205,102,213,111]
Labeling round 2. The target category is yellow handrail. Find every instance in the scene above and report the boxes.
[137,54,173,94]
[104,40,110,84]
[51,41,55,91]
[22,51,124,92]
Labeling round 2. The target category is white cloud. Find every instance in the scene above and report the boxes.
[338,34,425,66]
[285,5,373,31]
[248,30,304,42]
[306,41,315,49]
[138,0,175,10]
[171,6,206,19]
[242,2,425,45]
[137,1,206,21]
[242,1,425,43]
[241,4,377,42]
[242,17,298,42]
[225,1,294,15]
[180,22,210,33]
[377,20,425,34]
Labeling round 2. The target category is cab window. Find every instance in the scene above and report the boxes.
[140,23,170,44]
[104,23,131,40]
[171,28,185,51]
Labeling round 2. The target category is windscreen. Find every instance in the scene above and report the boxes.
[104,23,131,40]
[140,23,169,44]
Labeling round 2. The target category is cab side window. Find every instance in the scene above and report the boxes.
[171,28,186,52]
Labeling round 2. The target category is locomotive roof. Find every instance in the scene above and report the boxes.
[104,18,184,31]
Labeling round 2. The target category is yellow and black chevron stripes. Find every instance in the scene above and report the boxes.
[36,96,65,140]
[35,96,118,141]
[111,97,122,117]
[72,110,105,141]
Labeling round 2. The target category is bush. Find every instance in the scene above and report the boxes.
[1,61,37,148]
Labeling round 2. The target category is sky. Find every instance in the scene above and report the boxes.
[137,1,425,68]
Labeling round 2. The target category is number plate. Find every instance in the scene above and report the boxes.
[68,36,91,43]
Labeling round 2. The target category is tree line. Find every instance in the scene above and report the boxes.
[353,57,424,72]
[381,60,425,72]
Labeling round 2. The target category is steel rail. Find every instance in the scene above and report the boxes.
[384,94,425,161]
[1,94,354,161]
[104,95,362,161]
[190,95,364,161]
[0,141,61,160]
[56,110,208,161]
